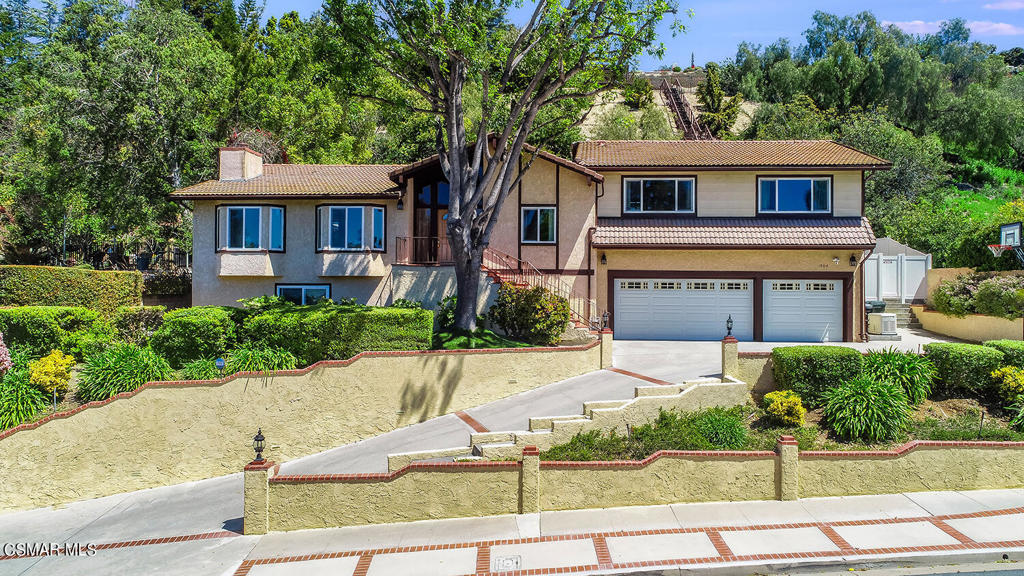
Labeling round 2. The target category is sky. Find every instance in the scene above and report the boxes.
[263,0,1024,69]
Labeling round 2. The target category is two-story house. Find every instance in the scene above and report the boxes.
[172,139,890,342]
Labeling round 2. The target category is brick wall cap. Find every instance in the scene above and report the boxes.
[244,460,276,471]
[522,446,541,456]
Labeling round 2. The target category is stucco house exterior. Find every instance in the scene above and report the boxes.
[172,139,891,342]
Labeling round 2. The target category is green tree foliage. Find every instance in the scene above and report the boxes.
[591,104,674,141]
[696,62,742,137]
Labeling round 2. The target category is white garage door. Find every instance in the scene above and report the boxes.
[763,279,843,342]
[614,279,753,340]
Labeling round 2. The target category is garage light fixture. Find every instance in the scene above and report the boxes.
[849,254,857,267]
[600,253,607,265]
[832,256,840,265]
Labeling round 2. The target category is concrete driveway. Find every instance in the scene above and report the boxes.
[612,340,724,382]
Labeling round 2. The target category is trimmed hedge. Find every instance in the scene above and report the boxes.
[984,340,1024,368]
[238,301,433,366]
[0,306,115,359]
[924,342,1004,397]
[150,306,237,368]
[771,346,864,407]
[0,265,142,312]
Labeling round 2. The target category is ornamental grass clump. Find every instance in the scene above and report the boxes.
[77,343,172,402]
[225,345,297,374]
[822,374,910,443]
[180,358,220,381]
[863,347,936,405]
[0,368,45,429]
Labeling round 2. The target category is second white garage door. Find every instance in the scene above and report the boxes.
[614,279,754,340]
[763,279,843,342]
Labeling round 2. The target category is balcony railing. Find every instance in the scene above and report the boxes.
[395,236,454,265]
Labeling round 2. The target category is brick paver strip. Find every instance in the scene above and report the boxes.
[929,518,976,545]
[223,506,1024,576]
[591,536,613,568]
[606,366,675,386]
[352,553,374,576]
[0,530,240,561]
[455,410,490,433]
[475,545,491,574]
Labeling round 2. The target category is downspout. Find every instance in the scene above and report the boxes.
[856,248,873,342]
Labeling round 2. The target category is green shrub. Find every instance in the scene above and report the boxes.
[433,328,531,350]
[238,300,433,366]
[0,265,142,312]
[77,343,173,402]
[143,269,191,296]
[932,273,984,317]
[391,299,423,309]
[924,342,1004,397]
[180,358,220,381]
[983,339,1024,367]
[150,306,237,368]
[112,306,166,345]
[0,369,45,429]
[822,375,910,442]
[863,348,936,404]
[991,366,1024,403]
[770,346,863,407]
[226,345,297,373]
[0,307,115,359]
[28,350,76,397]
[435,295,457,330]
[632,407,749,456]
[974,276,1024,319]
[762,390,806,427]
[488,284,571,346]
[539,430,630,461]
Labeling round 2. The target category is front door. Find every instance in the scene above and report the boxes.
[413,180,450,263]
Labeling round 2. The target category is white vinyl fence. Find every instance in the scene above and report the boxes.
[864,253,932,303]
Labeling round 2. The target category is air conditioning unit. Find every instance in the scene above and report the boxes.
[867,313,897,335]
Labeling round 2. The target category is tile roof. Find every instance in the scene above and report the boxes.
[592,217,876,248]
[573,140,891,169]
[389,140,604,183]
[171,164,403,199]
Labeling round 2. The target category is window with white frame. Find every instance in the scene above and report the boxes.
[317,205,386,251]
[623,178,695,213]
[218,205,284,251]
[276,284,331,305]
[521,206,556,243]
[758,177,831,213]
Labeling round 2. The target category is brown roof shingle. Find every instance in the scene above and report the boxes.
[171,164,403,199]
[573,140,891,169]
[592,217,876,248]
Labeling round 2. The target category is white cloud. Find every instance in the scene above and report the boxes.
[882,18,1024,36]
[881,20,943,34]
[984,0,1024,10]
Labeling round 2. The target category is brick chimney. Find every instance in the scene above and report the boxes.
[218,147,264,181]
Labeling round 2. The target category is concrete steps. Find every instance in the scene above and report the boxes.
[880,300,922,329]
[384,376,749,469]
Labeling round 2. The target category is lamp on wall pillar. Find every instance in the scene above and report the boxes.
[252,428,266,462]
[600,253,607,265]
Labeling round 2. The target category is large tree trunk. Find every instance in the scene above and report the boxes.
[451,235,483,332]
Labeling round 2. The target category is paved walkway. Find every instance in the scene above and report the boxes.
[5,490,1023,576]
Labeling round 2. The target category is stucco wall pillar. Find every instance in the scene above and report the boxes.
[243,460,276,535]
[600,329,614,369]
[520,446,541,514]
[721,336,738,379]
[775,436,799,501]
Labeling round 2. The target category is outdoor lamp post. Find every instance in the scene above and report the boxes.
[216,357,225,377]
[252,428,266,462]
[726,315,734,337]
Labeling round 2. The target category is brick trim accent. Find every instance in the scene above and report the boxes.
[352,553,374,576]
[475,545,491,574]
[0,530,239,561]
[243,460,275,471]
[0,341,600,442]
[522,445,541,456]
[706,530,734,558]
[606,366,674,386]
[800,440,1024,458]
[592,535,613,568]
[539,449,777,470]
[455,411,490,433]
[817,524,855,553]
[929,518,975,544]
[270,460,521,484]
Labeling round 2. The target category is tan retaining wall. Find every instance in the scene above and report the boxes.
[736,353,774,399]
[249,439,1024,533]
[912,306,1022,342]
[0,341,605,512]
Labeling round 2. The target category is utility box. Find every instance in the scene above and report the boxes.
[868,313,897,335]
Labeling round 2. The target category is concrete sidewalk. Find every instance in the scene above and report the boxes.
[6,489,1022,576]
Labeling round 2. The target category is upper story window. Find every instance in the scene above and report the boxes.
[521,206,556,244]
[758,177,831,214]
[317,205,386,252]
[623,177,695,214]
[217,205,284,251]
